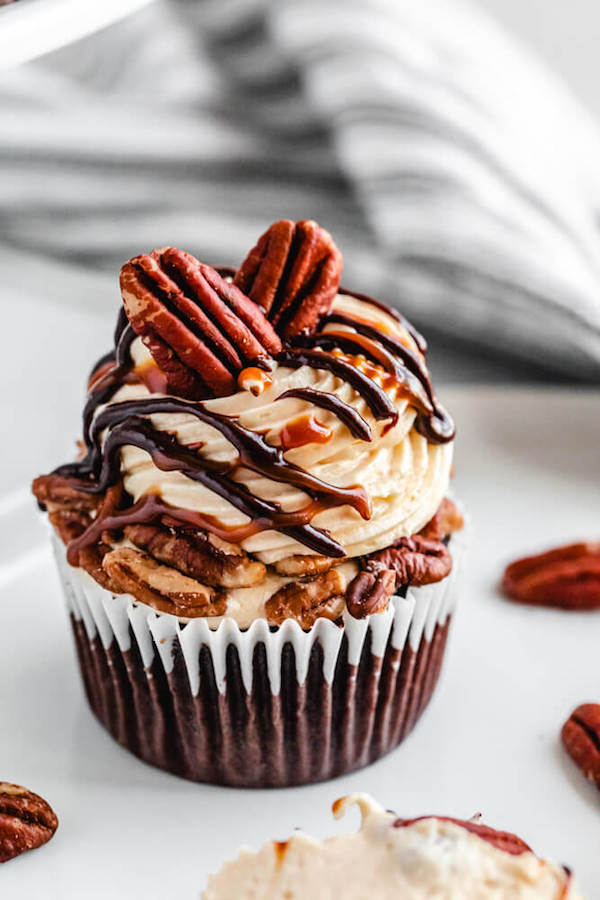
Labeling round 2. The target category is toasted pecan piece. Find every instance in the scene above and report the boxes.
[32,474,99,514]
[393,815,532,856]
[124,523,266,588]
[419,497,464,541]
[502,542,600,610]
[272,554,335,577]
[234,219,343,339]
[48,509,92,545]
[561,703,600,790]
[102,547,226,617]
[120,248,281,399]
[0,783,58,864]
[265,568,345,628]
[347,536,452,618]
[78,542,119,592]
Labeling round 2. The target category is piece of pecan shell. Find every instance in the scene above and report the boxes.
[393,815,532,856]
[0,783,58,864]
[234,219,343,339]
[265,568,345,629]
[120,248,281,399]
[561,703,600,790]
[103,547,226,617]
[502,542,600,610]
[124,523,266,589]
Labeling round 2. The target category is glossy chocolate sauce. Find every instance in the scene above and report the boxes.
[276,348,398,425]
[276,387,372,441]
[340,286,428,354]
[323,311,455,444]
[59,279,453,562]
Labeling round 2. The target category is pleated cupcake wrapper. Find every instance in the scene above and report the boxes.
[52,531,466,786]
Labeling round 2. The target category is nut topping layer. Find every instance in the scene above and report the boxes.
[0,783,58,864]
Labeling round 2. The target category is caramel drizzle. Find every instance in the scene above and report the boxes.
[276,348,399,425]
[58,278,453,561]
[341,286,428,355]
[65,423,348,560]
[276,387,372,441]
[61,398,369,518]
[323,311,455,444]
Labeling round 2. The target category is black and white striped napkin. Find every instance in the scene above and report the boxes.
[1,0,600,378]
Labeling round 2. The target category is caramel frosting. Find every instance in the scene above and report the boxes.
[202,794,581,899]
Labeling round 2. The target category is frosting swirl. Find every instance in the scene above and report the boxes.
[109,292,453,564]
[203,794,581,899]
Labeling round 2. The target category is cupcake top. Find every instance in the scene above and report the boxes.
[203,794,581,899]
[33,219,461,627]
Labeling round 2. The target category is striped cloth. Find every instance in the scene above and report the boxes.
[1,0,600,378]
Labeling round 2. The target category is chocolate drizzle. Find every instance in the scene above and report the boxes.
[65,423,349,560]
[55,273,454,563]
[276,348,399,426]
[323,311,455,444]
[276,387,372,441]
[340,286,428,354]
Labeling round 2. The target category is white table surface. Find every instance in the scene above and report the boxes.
[1,384,599,897]
[1,247,599,896]
[0,0,154,71]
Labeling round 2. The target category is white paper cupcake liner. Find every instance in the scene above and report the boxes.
[51,530,466,786]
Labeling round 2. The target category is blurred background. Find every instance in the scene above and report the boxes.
[1,0,600,496]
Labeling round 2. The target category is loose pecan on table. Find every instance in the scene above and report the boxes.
[234,219,343,339]
[102,547,226,617]
[561,703,600,790]
[347,535,452,618]
[120,248,281,399]
[0,783,58,864]
[124,523,266,588]
[502,542,600,610]
[393,815,532,856]
[265,568,345,628]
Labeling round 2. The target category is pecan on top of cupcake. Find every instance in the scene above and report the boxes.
[203,794,582,899]
[33,218,461,629]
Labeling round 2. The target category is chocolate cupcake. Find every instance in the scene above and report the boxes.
[32,218,464,787]
[203,794,581,898]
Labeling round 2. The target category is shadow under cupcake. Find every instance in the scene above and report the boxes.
[32,218,464,787]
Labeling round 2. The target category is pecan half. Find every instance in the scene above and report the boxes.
[393,816,532,856]
[48,509,91,545]
[419,498,464,541]
[120,248,281,399]
[102,547,226,617]
[502,542,600,610]
[0,783,58,864]
[347,536,452,618]
[272,554,335,577]
[79,542,119,592]
[265,568,345,628]
[124,523,266,588]
[561,703,600,790]
[32,474,99,514]
[234,219,343,339]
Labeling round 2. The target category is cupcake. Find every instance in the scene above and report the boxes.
[203,794,581,899]
[32,218,464,787]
